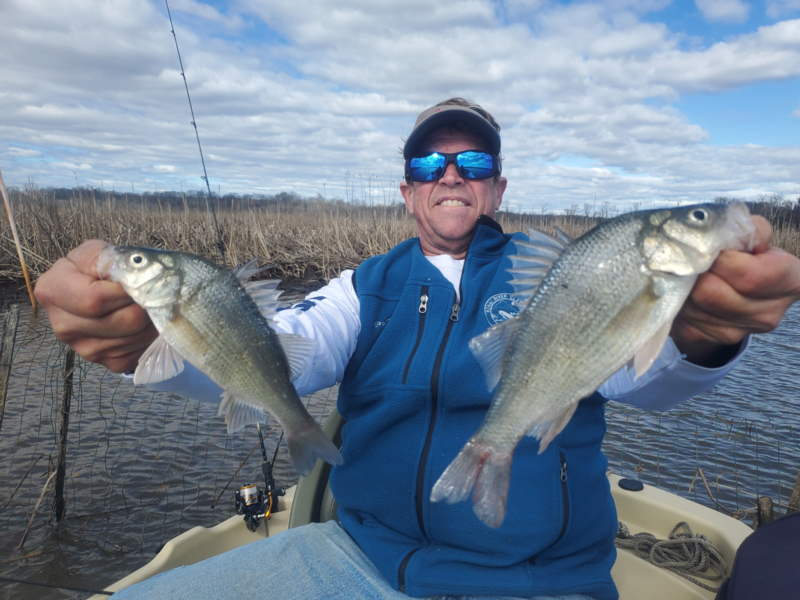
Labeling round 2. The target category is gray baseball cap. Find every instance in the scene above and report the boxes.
[403,103,501,159]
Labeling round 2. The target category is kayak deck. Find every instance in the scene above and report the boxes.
[90,474,751,599]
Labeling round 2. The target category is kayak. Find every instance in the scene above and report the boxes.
[90,413,752,600]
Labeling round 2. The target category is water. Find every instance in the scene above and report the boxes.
[0,286,336,599]
[604,303,800,517]
[1,285,799,598]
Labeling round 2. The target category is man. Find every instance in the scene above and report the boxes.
[35,99,800,599]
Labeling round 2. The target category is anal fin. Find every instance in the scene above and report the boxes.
[217,391,266,433]
[527,402,579,454]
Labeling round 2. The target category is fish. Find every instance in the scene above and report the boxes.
[96,245,343,476]
[430,203,755,527]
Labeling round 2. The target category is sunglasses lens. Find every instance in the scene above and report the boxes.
[457,151,494,179]
[408,151,496,182]
[409,153,446,181]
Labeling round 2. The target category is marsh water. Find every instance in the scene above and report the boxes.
[0,282,798,599]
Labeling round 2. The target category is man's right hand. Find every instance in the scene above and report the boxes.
[34,240,158,373]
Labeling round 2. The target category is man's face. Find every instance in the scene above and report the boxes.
[400,128,507,258]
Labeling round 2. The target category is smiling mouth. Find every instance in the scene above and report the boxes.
[437,199,469,207]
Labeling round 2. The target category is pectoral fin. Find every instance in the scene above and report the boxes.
[277,334,318,381]
[469,318,522,392]
[133,334,185,384]
[631,321,671,380]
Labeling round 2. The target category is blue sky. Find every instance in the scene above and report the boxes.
[1,0,799,213]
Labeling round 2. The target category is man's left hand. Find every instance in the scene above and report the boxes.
[671,215,800,367]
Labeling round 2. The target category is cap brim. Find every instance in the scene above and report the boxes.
[403,106,501,159]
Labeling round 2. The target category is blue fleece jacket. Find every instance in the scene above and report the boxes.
[329,217,619,600]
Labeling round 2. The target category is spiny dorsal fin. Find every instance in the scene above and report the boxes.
[526,227,570,252]
[133,334,185,385]
[512,239,562,261]
[506,228,570,300]
[243,279,287,320]
[233,258,275,282]
[277,333,318,381]
[508,255,555,270]
[468,318,522,392]
[554,227,575,245]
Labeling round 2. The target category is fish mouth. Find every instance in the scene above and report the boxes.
[96,245,118,280]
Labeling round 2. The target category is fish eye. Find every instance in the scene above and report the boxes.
[130,254,147,267]
[689,209,708,222]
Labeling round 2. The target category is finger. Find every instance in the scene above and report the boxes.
[66,239,112,278]
[749,216,772,254]
[679,285,789,339]
[45,301,153,341]
[35,257,135,318]
[69,328,158,373]
[709,247,800,300]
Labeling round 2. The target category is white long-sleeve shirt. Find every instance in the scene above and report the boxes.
[145,255,748,411]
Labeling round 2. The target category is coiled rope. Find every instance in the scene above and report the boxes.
[615,521,728,592]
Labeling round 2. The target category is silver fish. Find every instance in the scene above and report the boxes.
[430,203,755,527]
[97,246,343,476]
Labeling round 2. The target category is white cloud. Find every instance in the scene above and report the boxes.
[766,0,800,18]
[8,147,42,157]
[695,0,750,23]
[0,0,798,210]
[53,162,92,171]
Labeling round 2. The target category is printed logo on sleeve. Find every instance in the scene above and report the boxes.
[276,296,326,315]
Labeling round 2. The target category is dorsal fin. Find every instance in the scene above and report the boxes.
[233,257,270,281]
[526,227,569,252]
[506,228,571,300]
[242,279,287,320]
[554,227,575,244]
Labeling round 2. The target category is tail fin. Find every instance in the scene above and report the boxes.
[430,439,512,528]
[286,420,343,477]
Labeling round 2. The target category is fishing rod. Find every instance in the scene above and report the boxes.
[164,0,227,268]
[0,575,113,596]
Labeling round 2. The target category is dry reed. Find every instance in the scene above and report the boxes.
[2,187,798,287]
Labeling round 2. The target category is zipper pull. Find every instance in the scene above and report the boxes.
[560,459,567,483]
[449,303,460,322]
[419,294,428,314]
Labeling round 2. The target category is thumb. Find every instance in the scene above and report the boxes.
[66,240,111,278]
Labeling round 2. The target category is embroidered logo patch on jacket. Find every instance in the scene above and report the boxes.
[484,293,521,325]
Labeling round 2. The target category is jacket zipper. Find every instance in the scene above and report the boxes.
[399,288,463,591]
[402,287,428,385]
[555,452,569,544]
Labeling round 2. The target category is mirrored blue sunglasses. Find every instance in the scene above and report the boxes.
[405,150,501,182]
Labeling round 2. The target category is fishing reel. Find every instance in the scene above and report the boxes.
[234,426,285,532]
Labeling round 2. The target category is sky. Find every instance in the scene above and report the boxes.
[1,0,799,213]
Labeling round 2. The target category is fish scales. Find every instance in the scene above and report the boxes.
[490,213,685,437]
[98,246,343,476]
[166,263,304,430]
[431,203,755,527]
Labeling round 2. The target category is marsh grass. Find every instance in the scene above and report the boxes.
[1,187,798,285]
